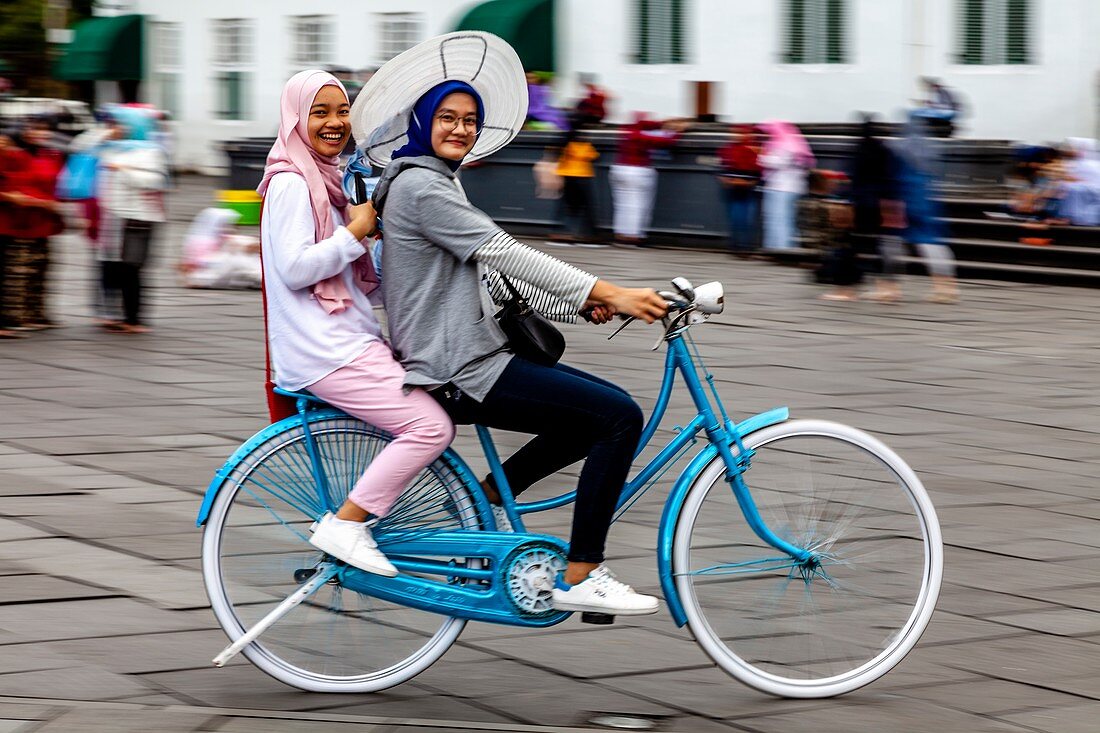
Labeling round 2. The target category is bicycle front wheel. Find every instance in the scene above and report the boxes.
[673,419,942,698]
[202,412,484,693]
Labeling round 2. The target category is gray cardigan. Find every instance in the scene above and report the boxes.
[374,156,597,401]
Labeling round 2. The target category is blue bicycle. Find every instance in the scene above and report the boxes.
[198,278,943,698]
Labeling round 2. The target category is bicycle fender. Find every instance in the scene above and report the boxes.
[195,408,491,527]
[195,412,320,527]
[657,406,789,627]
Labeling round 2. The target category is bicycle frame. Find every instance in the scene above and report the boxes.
[196,328,807,629]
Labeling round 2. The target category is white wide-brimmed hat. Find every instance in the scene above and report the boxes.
[351,31,528,168]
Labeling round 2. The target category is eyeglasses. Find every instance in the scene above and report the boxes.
[435,112,482,135]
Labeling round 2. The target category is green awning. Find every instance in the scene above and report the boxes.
[54,14,143,81]
[454,0,555,73]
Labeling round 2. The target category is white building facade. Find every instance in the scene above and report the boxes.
[559,0,1099,143]
[110,0,1098,172]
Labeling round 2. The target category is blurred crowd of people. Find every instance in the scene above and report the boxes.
[3,72,1098,336]
[525,73,1099,305]
[711,113,959,304]
[1,104,172,337]
[1,102,263,340]
[528,78,967,304]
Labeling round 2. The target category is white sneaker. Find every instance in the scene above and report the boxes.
[551,565,659,616]
[490,504,514,532]
[309,513,398,577]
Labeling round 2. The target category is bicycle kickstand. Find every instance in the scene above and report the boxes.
[212,563,340,667]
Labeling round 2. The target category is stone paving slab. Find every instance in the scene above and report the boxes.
[1,177,1099,730]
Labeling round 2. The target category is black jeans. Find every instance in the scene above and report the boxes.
[433,358,643,563]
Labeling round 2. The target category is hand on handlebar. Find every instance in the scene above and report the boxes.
[588,280,668,324]
[581,304,616,325]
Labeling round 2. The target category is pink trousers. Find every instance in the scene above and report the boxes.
[307,340,455,517]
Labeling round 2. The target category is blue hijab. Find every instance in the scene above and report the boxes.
[391,80,484,171]
[104,105,161,152]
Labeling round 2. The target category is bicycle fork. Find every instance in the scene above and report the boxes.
[673,336,813,566]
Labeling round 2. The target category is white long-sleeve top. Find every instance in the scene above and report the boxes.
[97,145,169,222]
[261,172,383,391]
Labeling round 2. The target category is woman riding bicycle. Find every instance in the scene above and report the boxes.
[257,70,455,578]
[357,33,668,616]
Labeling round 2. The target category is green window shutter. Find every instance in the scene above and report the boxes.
[634,0,686,65]
[959,0,1031,66]
[636,0,649,63]
[1005,0,1030,64]
[961,0,985,64]
[825,0,845,63]
[785,0,846,65]
[671,0,684,64]
[787,0,806,64]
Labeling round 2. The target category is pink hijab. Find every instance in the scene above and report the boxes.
[761,120,816,169]
[257,69,377,314]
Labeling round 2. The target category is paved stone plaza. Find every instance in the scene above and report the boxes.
[0,180,1098,731]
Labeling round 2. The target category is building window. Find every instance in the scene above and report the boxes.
[150,21,181,117]
[783,0,849,64]
[375,13,423,65]
[212,19,253,120]
[958,0,1032,65]
[633,0,687,65]
[291,15,335,67]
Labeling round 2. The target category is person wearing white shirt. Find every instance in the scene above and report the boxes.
[257,70,455,578]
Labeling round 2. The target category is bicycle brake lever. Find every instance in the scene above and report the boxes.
[607,315,636,340]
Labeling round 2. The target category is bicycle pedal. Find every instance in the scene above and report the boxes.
[580,612,615,625]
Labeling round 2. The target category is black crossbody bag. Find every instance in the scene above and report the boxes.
[494,274,565,367]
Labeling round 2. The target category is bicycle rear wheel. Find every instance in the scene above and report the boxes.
[673,419,942,698]
[202,411,484,693]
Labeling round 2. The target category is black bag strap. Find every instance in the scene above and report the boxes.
[498,273,527,305]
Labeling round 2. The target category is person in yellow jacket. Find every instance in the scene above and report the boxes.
[552,122,600,243]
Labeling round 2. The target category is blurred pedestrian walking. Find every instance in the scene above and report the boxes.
[609,113,685,245]
[0,119,64,333]
[715,123,762,254]
[67,115,117,324]
[849,116,904,302]
[573,75,609,127]
[912,77,962,137]
[759,120,813,252]
[800,170,861,301]
[95,106,170,334]
[552,119,600,242]
[896,116,956,303]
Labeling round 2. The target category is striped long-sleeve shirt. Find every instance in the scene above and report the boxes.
[474,229,597,323]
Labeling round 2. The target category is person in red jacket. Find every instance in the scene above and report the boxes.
[608,112,688,245]
[0,120,64,332]
[715,124,763,253]
[0,132,22,337]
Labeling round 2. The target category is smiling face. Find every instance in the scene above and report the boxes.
[430,92,479,163]
[307,85,351,157]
